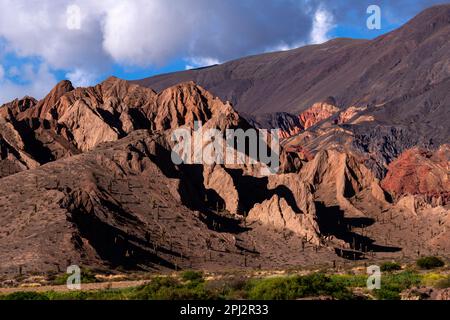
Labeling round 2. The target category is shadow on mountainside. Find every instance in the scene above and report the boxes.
[225,168,301,214]
[315,202,401,260]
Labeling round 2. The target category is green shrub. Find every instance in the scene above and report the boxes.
[247,273,354,300]
[373,288,401,300]
[381,262,402,272]
[416,257,445,270]
[421,273,447,287]
[330,274,367,288]
[373,271,422,300]
[181,271,204,283]
[132,277,213,300]
[204,276,249,299]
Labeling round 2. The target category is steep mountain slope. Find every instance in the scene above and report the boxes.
[0,76,448,276]
[0,80,343,274]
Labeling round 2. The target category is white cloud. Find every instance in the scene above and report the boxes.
[0,64,4,80]
[0,0,318,70]
[0,1,110,72]
[102,0,201,67]
[0,0,326,100]
[310,7,335,44]
[185,57,221,70]
[0,63,58,103]
[265,40,306,53]
[65,68,97,87]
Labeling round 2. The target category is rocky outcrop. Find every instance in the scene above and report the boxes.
[242,112,303,139]
[299,149,388,216]
[248,195,321,245]
[0,114,41,177]
[0,96,37,118]
[0,78,249,172]
[21,80,75,119]
[203,165,240,214]
[299,98,340,130]
[337,106,368,124]
[247,173,321,244]
[401,287,450,300]
[381,146,450,205]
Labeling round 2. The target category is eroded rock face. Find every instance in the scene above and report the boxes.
[246,173,321,244]
[0,96,37,118]
[299,99,340,130]
[299,149,387,216]
[242,112,304,139]
[381,146,450,205]
[0,115,40,177]
[338,106,368,124]
[0,78,247,170]
[242,99,341,140]
[0,63,449,274]
[248,195,321,245]
[203,165,240,214]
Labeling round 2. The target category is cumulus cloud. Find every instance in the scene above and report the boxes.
[0,62,58,103]
[0,0,317,70]
[310,7,335,44]
[185,57,221,70]
[0,0,444,102]
[65,68,98,87]
[0,1,110,74]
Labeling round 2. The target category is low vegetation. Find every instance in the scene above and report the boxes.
[380,262,402,272]
[3,268,448,301]
[372,271,422,300]
[52,268,99,286]
[416,256,445,270]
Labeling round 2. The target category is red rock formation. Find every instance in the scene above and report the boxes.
[0,96,37,118]
[381,146,450,205]
[337,106,367,124]
[299,98,339,130]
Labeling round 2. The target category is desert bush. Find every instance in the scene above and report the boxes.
[181,270,204,283]
[247,273,354,300]
[421,273,447,287]
[381,262,402,272]
[373,271,421,300]
[204,276,249,299]
[416,256,445,270]
[373,288,401,300]
[132,276,214,300]
[330,274,367,288]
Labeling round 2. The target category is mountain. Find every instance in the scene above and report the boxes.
[136,4,450,155]
[0,76,448,275]
[0,5,449,277]
[136,5,449,114]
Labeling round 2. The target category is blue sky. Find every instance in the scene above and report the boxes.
[0,0,447,103]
